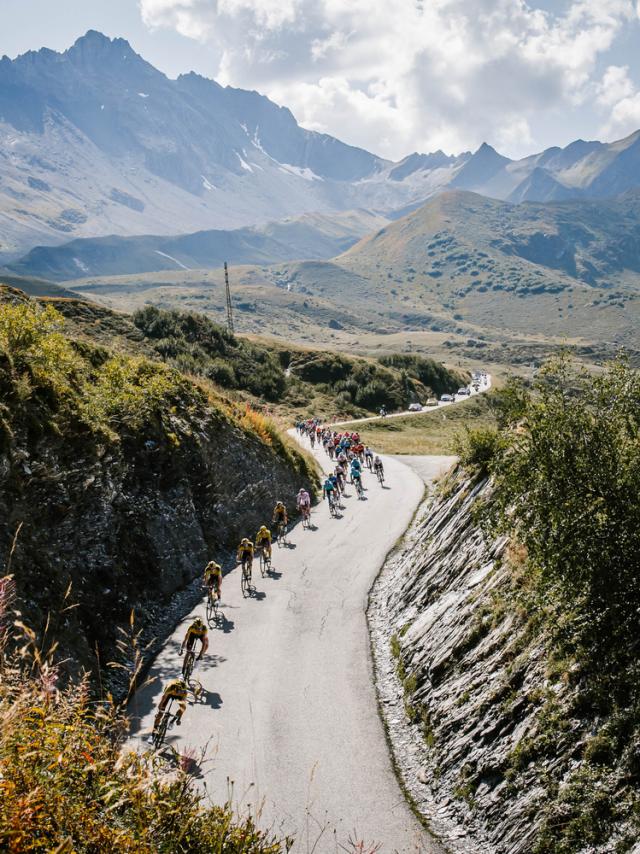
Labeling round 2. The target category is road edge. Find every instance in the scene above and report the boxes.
[364,464,451,854]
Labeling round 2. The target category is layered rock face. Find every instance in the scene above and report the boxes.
[369,469,596,853]
[1,396,313,680]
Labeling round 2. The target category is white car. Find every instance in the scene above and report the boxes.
[426,398,438,407]
[457,387,472,396]
[440,394,454,403]
[408,403,423,412]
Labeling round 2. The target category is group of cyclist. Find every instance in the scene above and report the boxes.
[153,421,383,741]
[296,420,385,513]
[152,494,311,741]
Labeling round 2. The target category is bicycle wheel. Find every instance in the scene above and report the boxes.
[182,649,195,681]
[212,594,220,624]
[153,710,170,749]
[241,565,250,598]
[260,550,267,578]
[206,592,214,626]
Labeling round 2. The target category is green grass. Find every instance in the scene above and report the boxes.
[338,394,497,455]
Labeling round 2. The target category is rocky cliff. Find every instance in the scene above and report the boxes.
[369,466,638,853]
[0,289,316,685]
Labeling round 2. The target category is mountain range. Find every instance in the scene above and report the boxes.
[2,30,640,261]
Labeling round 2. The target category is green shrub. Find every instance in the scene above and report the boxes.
[453,426,501,477]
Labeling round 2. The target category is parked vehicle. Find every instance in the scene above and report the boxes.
[426,398,438,407]
[408,402,423,412]
[440,394,453,402]
[457,387,471,396]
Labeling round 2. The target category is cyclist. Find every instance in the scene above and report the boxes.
[323,475,337,508]
[334,462,346,492]
[364,446,374,469]
[374,455,385,480]
[351,459,363,494]
[204,560,222,601]
[237,537,254,568]
[310,431,316,449]
[180,616,209,665]
[255,525,272,560]
[272,500,288,530]
[153,677,188,732]
[297,487,311,521]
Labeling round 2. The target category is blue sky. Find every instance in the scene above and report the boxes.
[2,0,640,160]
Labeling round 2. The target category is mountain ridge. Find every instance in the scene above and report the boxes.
[1,30,640,261]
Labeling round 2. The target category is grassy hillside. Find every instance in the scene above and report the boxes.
[0,288,319,673]
[37,297,465,421]
[337,394,497,455]
[62,192,640,370]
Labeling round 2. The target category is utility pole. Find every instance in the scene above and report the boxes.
[224,261,234,335]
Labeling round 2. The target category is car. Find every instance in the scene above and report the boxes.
[408,402,423,412]
[457,387,471,396]
[440,394,453,402]
[472,383,480,391]
[426,398,438,407]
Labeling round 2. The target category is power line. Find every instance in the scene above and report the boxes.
[224,261,234,335]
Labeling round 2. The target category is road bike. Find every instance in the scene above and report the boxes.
[354,477,364,499]
[241,558,253,597]
[301,505,311,529]
[276,521,287,546]
[182,647,196,682]
[205,587,220,626]
[366,456,373,471]
[258,546,271,577]
[151,700,176,749]
[328,493,338,517]
[376,467,385,486]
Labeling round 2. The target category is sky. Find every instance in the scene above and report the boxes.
[1,0,640,160]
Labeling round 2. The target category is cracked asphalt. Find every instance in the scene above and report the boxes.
[128,437,446,853]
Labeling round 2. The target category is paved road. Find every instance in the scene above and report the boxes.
[330,376,491,427]
[129,440,450,853]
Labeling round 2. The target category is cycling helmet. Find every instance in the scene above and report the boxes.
[193,617,204,627]
[276,500,284,507]
[241,537,251,544]
[259,525,268,532]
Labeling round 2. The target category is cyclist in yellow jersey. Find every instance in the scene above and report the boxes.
[154,677,188,729]
[237,538,254,569]
[204,560,222,600]
[180,617,209,661]
[272,501,288,527]
[255,525,272,560]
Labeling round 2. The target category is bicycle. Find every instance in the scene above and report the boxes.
[328,493,338,517]
[259,546,271,577]
[182,647,196,682]
[151,701,176,749]
[376,467,385,485]
[355,477,364,499]
[241,558,253,597]
[366,456,373,471]
[300,505,311,529]
[206,587,220,626]
[276,521,287,546]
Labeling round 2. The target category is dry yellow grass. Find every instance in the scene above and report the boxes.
[338,395,497,455]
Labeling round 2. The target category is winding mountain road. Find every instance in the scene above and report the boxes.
[129,439,452,852]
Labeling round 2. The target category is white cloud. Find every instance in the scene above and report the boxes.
[597,65,640,137]
[139,0,640,158]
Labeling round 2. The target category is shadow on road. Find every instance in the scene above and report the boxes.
[199,689,223,710]
[268,569,283,580]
